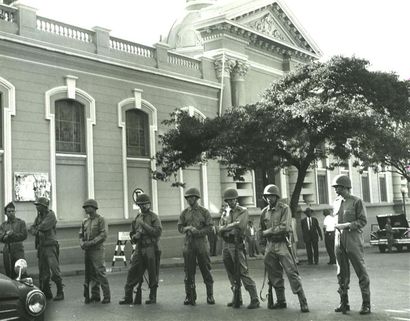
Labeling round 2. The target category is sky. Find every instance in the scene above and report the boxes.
[20,0,410,80]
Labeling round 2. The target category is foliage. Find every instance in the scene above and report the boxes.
[156,56,410,212]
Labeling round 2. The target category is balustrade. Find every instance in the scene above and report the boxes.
[36,16,92,42]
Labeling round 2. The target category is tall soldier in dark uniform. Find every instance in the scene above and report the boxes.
[79,199,111,304]
[177,187,215,306]
[0,202,27,278]
[219,188,260,309]
[331,175,371,315]
[29,197,64,301]
[260,185,309,313]
[119,193,162,305]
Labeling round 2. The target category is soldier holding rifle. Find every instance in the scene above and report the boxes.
[119,193,162,305]
[177,188,215,306]
[259,184,309,313]
[219,188,260,309]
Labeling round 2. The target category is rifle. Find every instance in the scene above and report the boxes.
[232,230,241,308]
[285,235,299,275]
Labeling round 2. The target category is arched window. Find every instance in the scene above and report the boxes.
[55,99,85,153]
[126,109,149,157]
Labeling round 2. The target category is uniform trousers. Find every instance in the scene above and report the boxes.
[124,244,159,298]
[84,248,110,300]
[183,238,213,288]
[3,244,24,279]
[38,244,62,288]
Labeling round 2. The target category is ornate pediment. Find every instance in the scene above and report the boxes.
[244,13,292,44]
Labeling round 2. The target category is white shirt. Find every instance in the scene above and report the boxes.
[323,215,336,232]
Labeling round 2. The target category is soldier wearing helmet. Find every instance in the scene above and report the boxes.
[219,187,260,309]
[177,187,215,306]
[119,193,162,305]
[331,175,371,315]
[260,184,309,313]
[0,202,27,279]
[79,199,111,304]
[29,197,64,301]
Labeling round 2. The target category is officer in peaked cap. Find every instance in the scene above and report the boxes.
[29,197,64,301]
[177,187,215,306]
[79,199,111,304]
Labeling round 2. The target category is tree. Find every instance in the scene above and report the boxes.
[156,56,410,214]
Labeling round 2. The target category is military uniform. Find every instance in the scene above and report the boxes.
[260,202,307,305]
[30,208,63,299]
[0,217,27,278]
[333,194,370,309]
[79,213,111,303]
[220,205,259,305]
[122,210,162,304]
[178,203,214,304]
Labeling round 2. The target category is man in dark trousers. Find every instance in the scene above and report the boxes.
[119,193,162,305]
[219,188,260,309]
[301,207,323,265]
[79,199,111,304]
[29,197,64,301]
[178,187,215,306]
[0,202,27,278]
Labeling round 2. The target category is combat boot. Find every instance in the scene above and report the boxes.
[54,282,64,301]
[247,286,260,309]
[119,297,133,305]
[272,288,287,309]
[119,290,133,305]
[359,302,371,315]
[145,287,157,304]
[297,290,309,313]
[206,283,215,305]
[227,287,242,307]
[335,293,350,313]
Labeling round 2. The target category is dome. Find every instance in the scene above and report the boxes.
[166,0,217,50]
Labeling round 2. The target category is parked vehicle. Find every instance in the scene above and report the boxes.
[0,259,46,321]
[370,213,410,253]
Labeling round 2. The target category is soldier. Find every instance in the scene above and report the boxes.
[119,193,162,305]
[0,202,27,278]
[79,199,111,304]
[29,197,64,301]
[260,184,309,313]
[331,175,371,315]
[177,187,215,306]
[219,188,260,309]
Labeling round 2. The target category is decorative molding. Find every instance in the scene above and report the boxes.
[45,76,96,214]
[246,14,287,43]
[0,76,16,204]
[118,91,158,218]
[232,60,250,80]
[213,55,236,80]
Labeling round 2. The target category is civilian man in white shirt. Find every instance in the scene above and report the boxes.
[322,209,336,265]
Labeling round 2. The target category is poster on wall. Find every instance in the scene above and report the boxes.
[14,172,51,202]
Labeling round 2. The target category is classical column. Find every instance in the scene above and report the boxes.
[214,55,235,115]
[392,171,404,201]
[231,60,249,107]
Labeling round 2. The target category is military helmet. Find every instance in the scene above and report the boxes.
[34,197,50,208]
[184,187,201,199]
[263,184,281,198]
[82,199,98,209]
[223,188,239,201]
[331,174,351,189]
[136,193,151,205]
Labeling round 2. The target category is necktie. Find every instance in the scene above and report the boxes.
[338,199,344,224]
[308,217,311,230]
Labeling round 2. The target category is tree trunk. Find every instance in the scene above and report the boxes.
[289,164,309,216]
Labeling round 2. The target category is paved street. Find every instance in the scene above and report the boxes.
[44,248,409,321]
